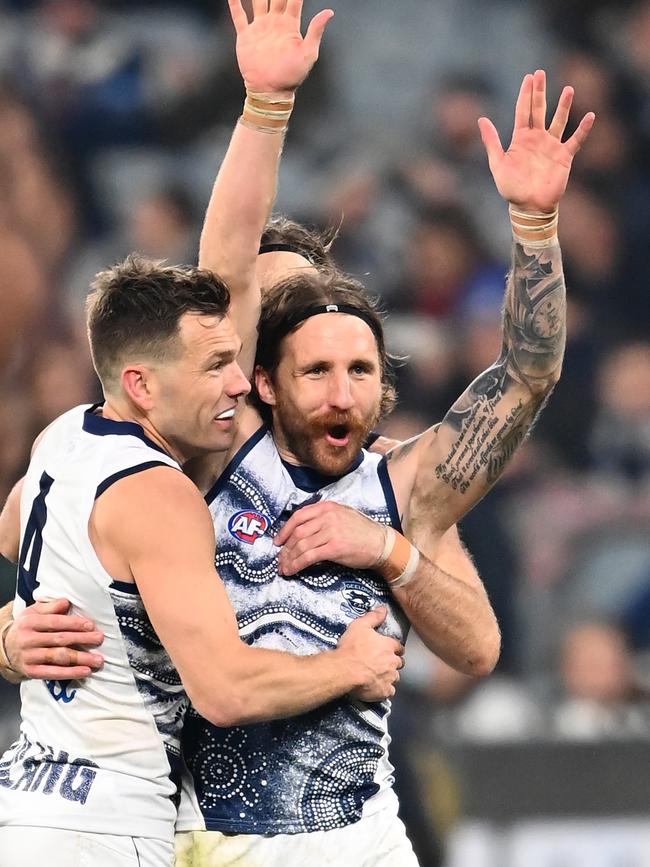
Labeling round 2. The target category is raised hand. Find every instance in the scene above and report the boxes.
[478,69,595,213]
[228,0,334,94]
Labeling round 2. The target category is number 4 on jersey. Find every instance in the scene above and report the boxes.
[17,472,54,606]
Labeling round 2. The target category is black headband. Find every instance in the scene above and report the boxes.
[258,242,315,261]
[279,303,384,346]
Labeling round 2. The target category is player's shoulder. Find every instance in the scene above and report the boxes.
[98,461,189,504]
[32,404,91,455]
[95,463,207,535]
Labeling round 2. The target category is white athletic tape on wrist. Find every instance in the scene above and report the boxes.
[240,90,295,134]
[509,204,559,247]
[375,527,420,589]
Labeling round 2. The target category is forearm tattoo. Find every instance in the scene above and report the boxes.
[433,240,565,494]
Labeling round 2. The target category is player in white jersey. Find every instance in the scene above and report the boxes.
[0,404,185,865]
[0,255,408,867]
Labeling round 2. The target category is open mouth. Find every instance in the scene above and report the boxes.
[325,424,351,447]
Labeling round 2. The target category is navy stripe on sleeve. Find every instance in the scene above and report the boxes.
[95,461,177,499]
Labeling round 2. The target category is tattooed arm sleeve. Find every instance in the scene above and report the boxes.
[389,237,565,539]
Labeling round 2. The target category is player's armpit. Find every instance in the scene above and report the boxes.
[366,435,403,456]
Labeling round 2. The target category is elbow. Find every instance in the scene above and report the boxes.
[465,627,501,679]
[541,364,562,392]
[192,688,250,728]
[525,361,563,399]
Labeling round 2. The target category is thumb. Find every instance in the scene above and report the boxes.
[304,8,334,54]
[357,605,387,628]
[477,116,504,166]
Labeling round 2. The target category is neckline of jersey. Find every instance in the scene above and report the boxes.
[280,450,364,493]
[82,404,174,459]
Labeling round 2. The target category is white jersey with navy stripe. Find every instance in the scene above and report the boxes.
[177,426,409,835]
[0,405,187,842]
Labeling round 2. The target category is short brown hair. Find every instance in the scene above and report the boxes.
[86,254,231,392]
[252,270,396,425]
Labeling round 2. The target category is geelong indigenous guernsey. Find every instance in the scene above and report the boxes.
[0,405,186,842]
[177,426,409,835]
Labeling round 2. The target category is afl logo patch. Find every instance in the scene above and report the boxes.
[228,510,270,544]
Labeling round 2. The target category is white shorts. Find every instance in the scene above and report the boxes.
[174,806,419,867]
[0,826,174,867]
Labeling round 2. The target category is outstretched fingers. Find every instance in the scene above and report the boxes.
[477,116,504,165]
[531,69,547,129]
[565,111,596,156]
[304,8,334,52]
[514,73,533,129]
[269,0,287,12]
[252,0,269,19]
[227,0,249,31]
[285,0,304,20]
[548,86,574,140]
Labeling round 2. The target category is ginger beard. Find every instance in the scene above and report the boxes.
[260,312,385,475]
[273,398,379,475]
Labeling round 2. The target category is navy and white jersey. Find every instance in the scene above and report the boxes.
[0,405,187,842]
[177,426,410,835]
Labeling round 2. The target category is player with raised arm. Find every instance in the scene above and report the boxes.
[168,70,593,866]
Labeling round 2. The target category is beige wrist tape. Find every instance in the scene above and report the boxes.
[0,618,23,684]
[240,90,295,135]
[509,205,559,248]
[375,527,420,589]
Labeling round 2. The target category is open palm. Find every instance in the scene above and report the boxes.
[478,70,595,213]
[228,0,333,94]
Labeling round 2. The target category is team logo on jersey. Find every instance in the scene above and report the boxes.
[341,581,374,618]
[228,510,270,544]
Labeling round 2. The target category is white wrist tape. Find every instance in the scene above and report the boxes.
[375,527,420,590]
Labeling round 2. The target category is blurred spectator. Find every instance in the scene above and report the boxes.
[391,205,505,322]
[589,341,650,481]
[554,621,650,739]
[0,87,73,375]
[13,0,151,229]
[64,185,200,323]
[395,72,511,259]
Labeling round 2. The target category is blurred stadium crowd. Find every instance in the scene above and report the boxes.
[0,0,648,859]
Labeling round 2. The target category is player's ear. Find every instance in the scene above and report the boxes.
[254,364,277,407]
[121,364,156,412]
